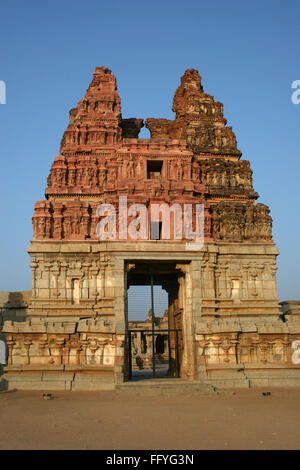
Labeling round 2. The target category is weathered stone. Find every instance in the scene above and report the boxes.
[120,118,144,138]
[1,67,298,391]
[146,69,241,157]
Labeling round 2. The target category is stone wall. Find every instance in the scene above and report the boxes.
[280,301,300,318]
[2,67,298,391]
[0,291,30,379]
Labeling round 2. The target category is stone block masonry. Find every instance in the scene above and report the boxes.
[1,67,299,391]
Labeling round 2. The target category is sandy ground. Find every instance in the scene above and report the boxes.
[0,387,300,450]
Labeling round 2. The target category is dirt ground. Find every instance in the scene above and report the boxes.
[0,387,300,450]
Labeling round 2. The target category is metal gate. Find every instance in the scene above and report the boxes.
[127,328,182,379]
[127,273,183,379]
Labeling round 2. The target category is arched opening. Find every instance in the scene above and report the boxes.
[138,127,151,139]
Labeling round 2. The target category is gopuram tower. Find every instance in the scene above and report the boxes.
[3,67,300,390]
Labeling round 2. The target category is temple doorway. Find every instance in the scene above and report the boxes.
[125,261,186,380]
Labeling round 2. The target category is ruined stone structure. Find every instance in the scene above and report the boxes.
[0,292,30,380]
[2,67,300,390]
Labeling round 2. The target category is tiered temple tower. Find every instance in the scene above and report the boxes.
[3,67,300,390]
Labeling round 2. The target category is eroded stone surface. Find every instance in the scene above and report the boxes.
[32,68,270,244]
[146,69,241,156]
[2,67,298,391]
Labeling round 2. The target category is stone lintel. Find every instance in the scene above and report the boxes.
[2,320,77,334]
[195,317,296,335]
[27,240,279,257]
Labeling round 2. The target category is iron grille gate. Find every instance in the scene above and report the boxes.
[127,274,182,379]
[127,328,182,379]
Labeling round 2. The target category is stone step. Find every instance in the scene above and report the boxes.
[116,379,216,395]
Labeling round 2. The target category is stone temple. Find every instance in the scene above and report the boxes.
[1,67,300,390]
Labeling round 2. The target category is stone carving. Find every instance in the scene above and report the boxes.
[211,202,272,242]
[193,159,255,192]
[32,201,52,239]
[146,69,241,156]
[2,67,287,393]
[60,67,122,151]
[3,327,116,368]
[253,203,273,240]
[35,68,272,245]
[196,322,297,367]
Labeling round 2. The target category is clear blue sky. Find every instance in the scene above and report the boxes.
[0,0,299,302]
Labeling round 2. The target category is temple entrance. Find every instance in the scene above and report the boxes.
[125,261,186,380]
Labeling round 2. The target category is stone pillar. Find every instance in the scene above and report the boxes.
[82,262,91,299]
[176,263,195,380]
[44,263,52,299]
[136,331,142,354]
[111,257,126,383]
[6,338,15,366]
[163,281,178,376]
[30,258,38,299]
[61,262,68,300]
[51,262,60,299]
[242,263,250,300]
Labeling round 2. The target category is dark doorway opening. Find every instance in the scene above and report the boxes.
[147,160,163,179]
[126,261,185,381]
[150,221,162,240]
